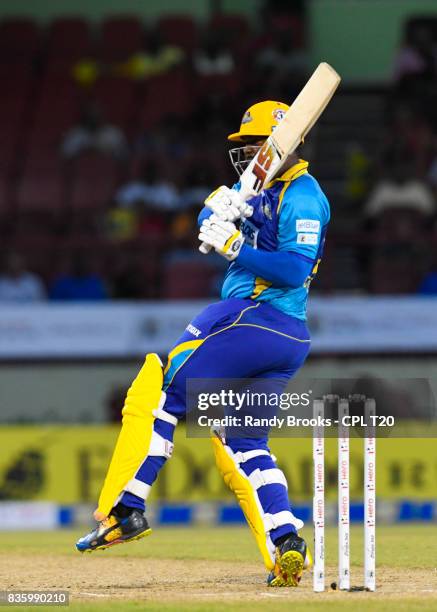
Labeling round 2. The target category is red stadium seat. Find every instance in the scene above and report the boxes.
[33,99,79,130]
[26,127,69,163]
[162,260,217,298]
[22,154,66,178]
[70,177,116,210]
[16,173,65,212]
[69,153,121,210]
[0,127,23,175]
[369,254,418,294]
[0,60,33,78]
[0,69,34,124]
[47,18,93,59]
[207,13,250,51]
[0,18,40,59]
[208,13,250,36]
[195,72,240,97]
[157,15,197,52]
[38,74,80,103]
[92,77,136,126]
[100,16,144,61]
[0,177,12,214]
[0,98,28,125]
[72,152,123,180]
[33,76,82,142]
[139,70,193,128]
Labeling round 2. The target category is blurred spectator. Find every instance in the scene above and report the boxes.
[380,104,433,177]
[255,25,307,81]
[134,116,193,162]
[169,205,199,248]
[418,268,437,294]
[364,158,435,218]
[61,103,128,159]
[73,32,184,85]
[111,261,143,299]
[117,32,184,80]
[345,144,371,201]
[426,147,437,190]
[116,162,179,211]
[104,208,138,242]
[179,165,214,209]
[193,34,235,76]
[49,255,108,301]
[137,204,168,238]
[0,253,46,302]
[72,59,100,87]
[417,251,437,294]
[393,22,437,85]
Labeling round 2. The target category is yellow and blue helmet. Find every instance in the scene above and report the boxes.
[228,100,289,174]
[228,100,289,142]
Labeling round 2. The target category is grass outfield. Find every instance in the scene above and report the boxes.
[0,525,436,611]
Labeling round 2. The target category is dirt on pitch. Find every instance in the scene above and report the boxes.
[1,554,435,605]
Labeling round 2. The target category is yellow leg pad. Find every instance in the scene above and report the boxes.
[97,353,164,517]
[211,436,274,571]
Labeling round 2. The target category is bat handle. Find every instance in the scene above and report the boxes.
[199,242,211,254]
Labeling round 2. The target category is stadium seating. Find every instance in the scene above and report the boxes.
[100,16,144,61]
[162,260,218,298]
[92,76,136,128]
[46,18,93,60]
[0,19,40,61]
[157,15,197,52]
[0,10,429,298]
[16,172,65,213]
[69,153,122,211]
[207,13,250,51]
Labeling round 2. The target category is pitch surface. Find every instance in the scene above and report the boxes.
[0,525,435,611]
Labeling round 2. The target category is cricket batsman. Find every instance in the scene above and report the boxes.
[76,100,330,588]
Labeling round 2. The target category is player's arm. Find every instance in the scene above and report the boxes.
[236,247,313,287]
[198,214,315,285]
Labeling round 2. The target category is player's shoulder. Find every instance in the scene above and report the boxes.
[285,172,327,201]
[281,172,330,222]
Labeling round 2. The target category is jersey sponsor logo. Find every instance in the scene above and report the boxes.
[240,219,259,247]
[296,219,320,233]
[297,232,318,245]
[186,324,202,337]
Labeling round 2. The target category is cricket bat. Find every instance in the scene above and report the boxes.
[200,62,341,253]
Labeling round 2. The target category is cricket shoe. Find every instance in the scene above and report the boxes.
[267,533,311,587]
[76,508,151,553]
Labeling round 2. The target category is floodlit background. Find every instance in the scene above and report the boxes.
[0,0,436,532]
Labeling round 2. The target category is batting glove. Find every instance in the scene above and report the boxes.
[198,215,245,261]
[204,186,253,222]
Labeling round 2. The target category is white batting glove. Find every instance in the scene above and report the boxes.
[204,185,253,222]
[198,215,245,261]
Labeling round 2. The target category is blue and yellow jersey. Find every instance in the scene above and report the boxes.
[221,160,330,320]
